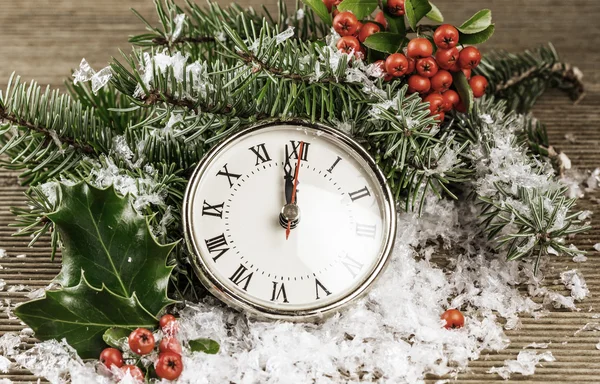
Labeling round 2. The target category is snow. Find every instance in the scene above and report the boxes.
[170,14,186,43]
[488,350,555,379]
[72,58,112,94]
[594,243,600,252]
[0,356,11,373]
[560,269,589,301]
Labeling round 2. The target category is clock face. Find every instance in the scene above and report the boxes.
[184,122,395,319]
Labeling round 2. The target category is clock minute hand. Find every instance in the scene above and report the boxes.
[286,141,304,240]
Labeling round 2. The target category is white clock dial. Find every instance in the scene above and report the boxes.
[184,122,396,320]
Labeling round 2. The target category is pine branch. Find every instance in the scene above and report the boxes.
[477,44,585,113]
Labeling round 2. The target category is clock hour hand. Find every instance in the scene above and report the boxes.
[284,145,294,205]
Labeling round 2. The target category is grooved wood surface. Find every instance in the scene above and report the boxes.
[1,0,600,383]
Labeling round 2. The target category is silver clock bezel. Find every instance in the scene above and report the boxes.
[182,120,397,321]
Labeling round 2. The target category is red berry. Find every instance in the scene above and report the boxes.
[441,89,460,111]
[423,93,445,116]
[469,75,489,98]
[121,365,145,382]
[159,314,178,334]
[455,99,467,113]
[461,68,472,80]
[387,0,405,16]
[406,57,416,74]
[358,22,380,43]
[99,348,123,369]
[441,308,465,329]
[336,36,361,56]
[384,73,394,82]
[435,47,460,71]
[155,352,184,381]
[416,57,439,78]
[407,75,431,94]
[372,60,386,76]
[159,337,183,355]
[385,53,409,77]
[433,24,459,49]
[374,11,387,29]
[333,11,360,37]
[406,38,433,59]
[430,70,452,92]
[458,46,481,70]
[434,111,445,122]
[128,328,155,355]
[323,0,342,12]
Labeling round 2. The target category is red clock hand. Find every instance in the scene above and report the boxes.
[286,141,304,240]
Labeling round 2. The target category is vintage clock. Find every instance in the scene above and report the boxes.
[183,121,396,320]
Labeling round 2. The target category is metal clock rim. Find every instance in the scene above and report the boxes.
[182,119,397,322]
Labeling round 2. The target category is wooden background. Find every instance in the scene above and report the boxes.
[1,0,599,382]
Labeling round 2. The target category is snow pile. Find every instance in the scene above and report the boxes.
[488,350,555,379]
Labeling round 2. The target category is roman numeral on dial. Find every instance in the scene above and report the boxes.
[270,281,289,303]
[356,223,376,238]
[327,156,342,173]
[205,234,229,262]
[348,186,371,202]
[216,163,241,188]
[229,264,253,291]
[249,143,272,165]
[341,254,364,278]
[289,140,310,161]
[315,278,332,300]
[202,200,224,218]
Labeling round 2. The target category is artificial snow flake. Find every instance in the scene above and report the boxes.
[488,350,555,379]
[0,249,5,258]
[594,243,600,252]
[73,59,95,84]
[0,279,5,291]
[91,67,113,94]
[560,269,589,301]
[275,27,295,44]
[72,58,112,94]
[573,322,600,335]
[524,342,549,349]
[170,14,186,43]
[0,355,11,373]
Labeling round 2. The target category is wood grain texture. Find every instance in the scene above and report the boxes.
[1,1,599,383]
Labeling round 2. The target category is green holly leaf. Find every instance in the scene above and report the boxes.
[103,327,130,349]
[14,273,156,359]
[457,9,492,34]
[405,0,432,30]
[48,183,176,316]
[301,0,332,26]
[189,338,220,354]
[363,32,406,54]
[384,13,406,35]
[337,0,378,19]
[425,2,443,23]
[452,71,474,114]
[459,24,495,44]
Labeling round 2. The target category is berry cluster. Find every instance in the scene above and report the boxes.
[327,1,489,122]
[98,314,184,382]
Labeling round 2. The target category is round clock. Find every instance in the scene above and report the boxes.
[183,121,396,321]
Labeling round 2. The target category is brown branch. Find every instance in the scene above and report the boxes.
[151,35,216,46]
[0,107,96,154]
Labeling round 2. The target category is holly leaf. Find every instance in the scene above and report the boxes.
[337,0,378,19]
[189,338,220,354]
[459,24,495,44]
[425,2,443,23]
[384,13,406,35]
[14,273,156,359]
[457,9,492,34]
[405,0,432,30]
[103,327,130,349]
[301,0,332,26]
[48,183,176,316]
[363,32,406,54]
[452,71,474,114]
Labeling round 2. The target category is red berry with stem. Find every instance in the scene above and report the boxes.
[99,348,123,369]
[416,57,439,78]
[155,352,184,381]
[358,22,380,43]
[423,93,445,116]
[430,70,453,92]
[407,37,433,59]
[387,0,405,16]
[374,11,387,29]
[469,75,489,98]
[159,337,183,355]
[121,365,145,382]
[385,53,409,77]
[128,328,155,355]
[336,36,361,55]
[159,314,178,335]
[407,74,431,94]
[433,24,459,49]
[435,47,460,71]
[461,68,471,80]
[333,11,360,36]
[441,89,460,111]
[441,308,465,329]
[458,46,481,69]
